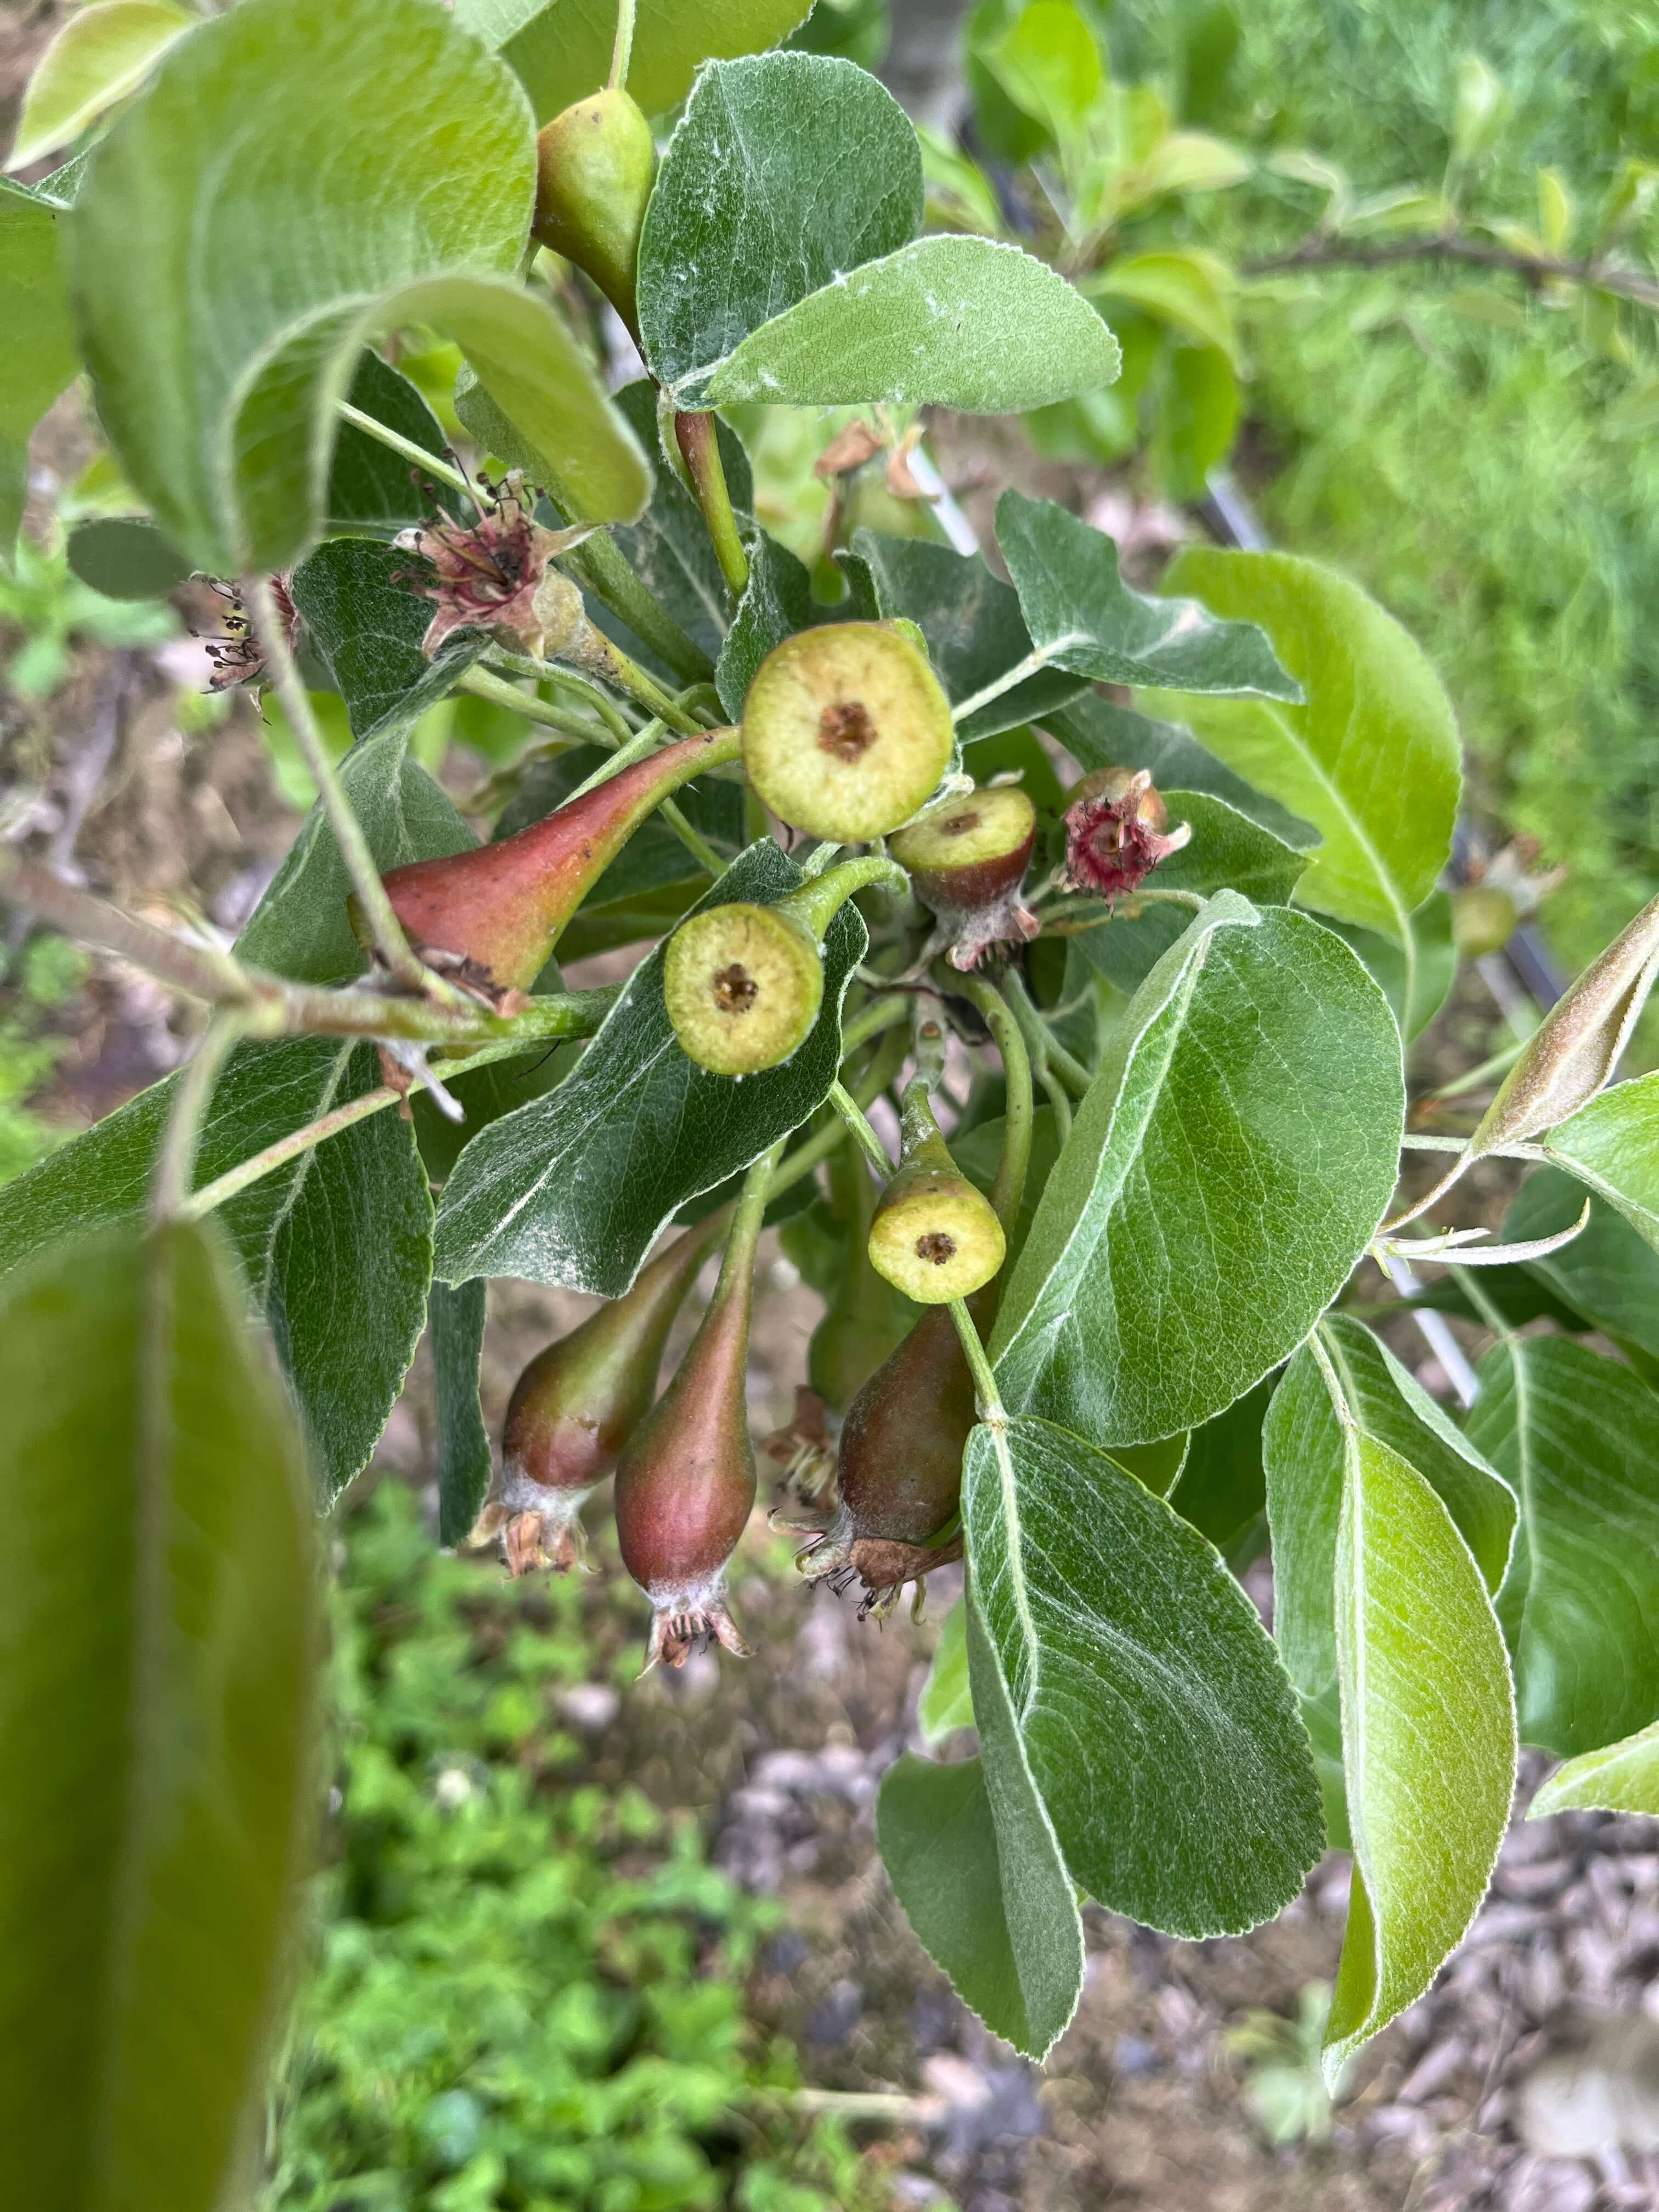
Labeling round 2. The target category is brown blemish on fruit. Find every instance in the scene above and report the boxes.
[712,963,758,1014]
[915,1231,958,1266]
[818,699,877,762]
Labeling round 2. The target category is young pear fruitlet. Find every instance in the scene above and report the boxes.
[889,783,1039,968]
[663,855,903,1076]
[741,622,953,842]
[351,726,740,998]
[532,88,656,334]
[1060,764,1191,903]
[490,1210,726,1576]
[613,1165,772,1671]
[867,1086,1005,1305]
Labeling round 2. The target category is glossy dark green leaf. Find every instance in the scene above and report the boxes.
[1048,692,1317,847]
[289,536,487,744]
[992,897,1405,1445]
[432,1279,494,1547]
[877,1585,1084,2060]
[456,0,814,121]
[1166,1372,1274,1565]
[1466,1334,1659,1756]
[717,530,817,718]
[1265,1314,1516,1696]
[64,516,194,601]
[637,53,923,407]
[432,840,867,1293]
[0,167,81,562]
[326,351,449,535]
[1321,893,1458,1043]
[0,1038,433,1502]
[965,1414,1324,1934]
[1323,1428,1515,2084]
[842,528,1087,741]
[0,1218,317,2210]
[1066,791,1307,995]
[235,725,476,985]
[995,492,1300,700]
[1153,548,1462,959]
[706,235,1121,413]
[64,0,648,573]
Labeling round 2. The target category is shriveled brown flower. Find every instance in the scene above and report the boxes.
[1060,766,1191,902]
[395,471,590,661]
[201,573,297,693]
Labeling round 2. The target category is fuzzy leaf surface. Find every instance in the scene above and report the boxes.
[1321,893,1458,1043]
[1066,791,1307,996]
[996,493,1299,699]
[1266,1317,1515,1696]
[717,530,817,717]
[289,537,488,745]
[965,1415,1324,1934]
[1530,1720,1659,1819]
[456,0,813,120]
[64,0,647,573]
[432,841,866,1293]
[0,171,80,561]
[1153,549,1461,956]
[0,1039,433,1502]
[431,1279,493,1547]
[1542,1073,1659,1252]
[1165,1373,1275,1566]
[326,351,449,536]
[1324,1435,1515,2084]
[0,1220,317,2210]
[235,725,476,985]
[638,53,923,407]
[65,516,194,601]
[707,236,1122,412]
[5,1,192,170]
[1466,1334,1659,1756]
[992,897,1404,1444]
[878,1590,1084,2060]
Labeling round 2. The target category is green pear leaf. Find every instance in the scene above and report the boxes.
[455,0,814,120]
[5,0,193,170]
[992,896,1404,1445]
[917,1597,973,1744]
[1542,1073,1659,1252]
[288,537,488,744]
[1529,1719,1659,1819]
[965,1414,1324,1934]
[1165,1372,1275,1567]
[432,1279,494,1547]
[1048,693,1317,847]
[0,166,81,563]
[0,1218,317,2210]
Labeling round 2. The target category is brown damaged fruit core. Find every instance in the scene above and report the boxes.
[941,810,980,837]
[915,1231,957,1266]
[712,963,758,1014]
[818,698,877,763]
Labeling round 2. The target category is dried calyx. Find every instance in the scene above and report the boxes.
[741,621,954,842]
[394,472,594,664]
[531,88,656,336]
[483,1208,727,1576]
[349,725,741,1001]
[867,1084,1005,1305]
[1060,765,1191,902]
[889,782,1039,969]
[613,1158,775,1671]
[663,855,903,1076]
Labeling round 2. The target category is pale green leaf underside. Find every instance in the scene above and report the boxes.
[64,0,647,574]
[992,896,1405,1445]
[1543,1073,1659,1253]
[706,236,1122,412]
[1153,548,1462,951]
[1265,1313,1516,1696]
[7,1,192,171]
[965,1415,1324,1937]
[457,0,813,120]
[1529,1719,1659,1819]
[918,1598,974,1743]
[1466,1334,1659,1757]
[0,1220,317,2209]
[1325,1435,1515,2084]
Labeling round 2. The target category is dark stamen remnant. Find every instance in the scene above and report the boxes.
[712,963,759,1014]
[915,1231,958,1266]
[941,810,980,837]
[818,699,878,763]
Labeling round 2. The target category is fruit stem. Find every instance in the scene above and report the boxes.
[674,411,750,597]
[827,1081,894,1178]
[583,628,707,735]
[245,574,469,1009]
[609,0,637,89]
[458,663,614,746]
[718,1138,787,1305]
[953,972,1033,1239]
[947,1295,1006,1425]
[566,533,716,686]
[781,856,909,944]
[150,1011,250,1227]
[1001,967,1091,1099]
[335,400,473,499]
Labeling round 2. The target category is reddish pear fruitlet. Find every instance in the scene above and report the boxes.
[490,1210,727,1576]
[1060,765,1191,904]
[351,725,740,998]
[613,1177,770,1670]
[888,784,1040,969]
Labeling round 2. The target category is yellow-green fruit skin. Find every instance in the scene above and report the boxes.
[663,904,824,1076]
[741,622,953,843]
[532,89,656,329]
